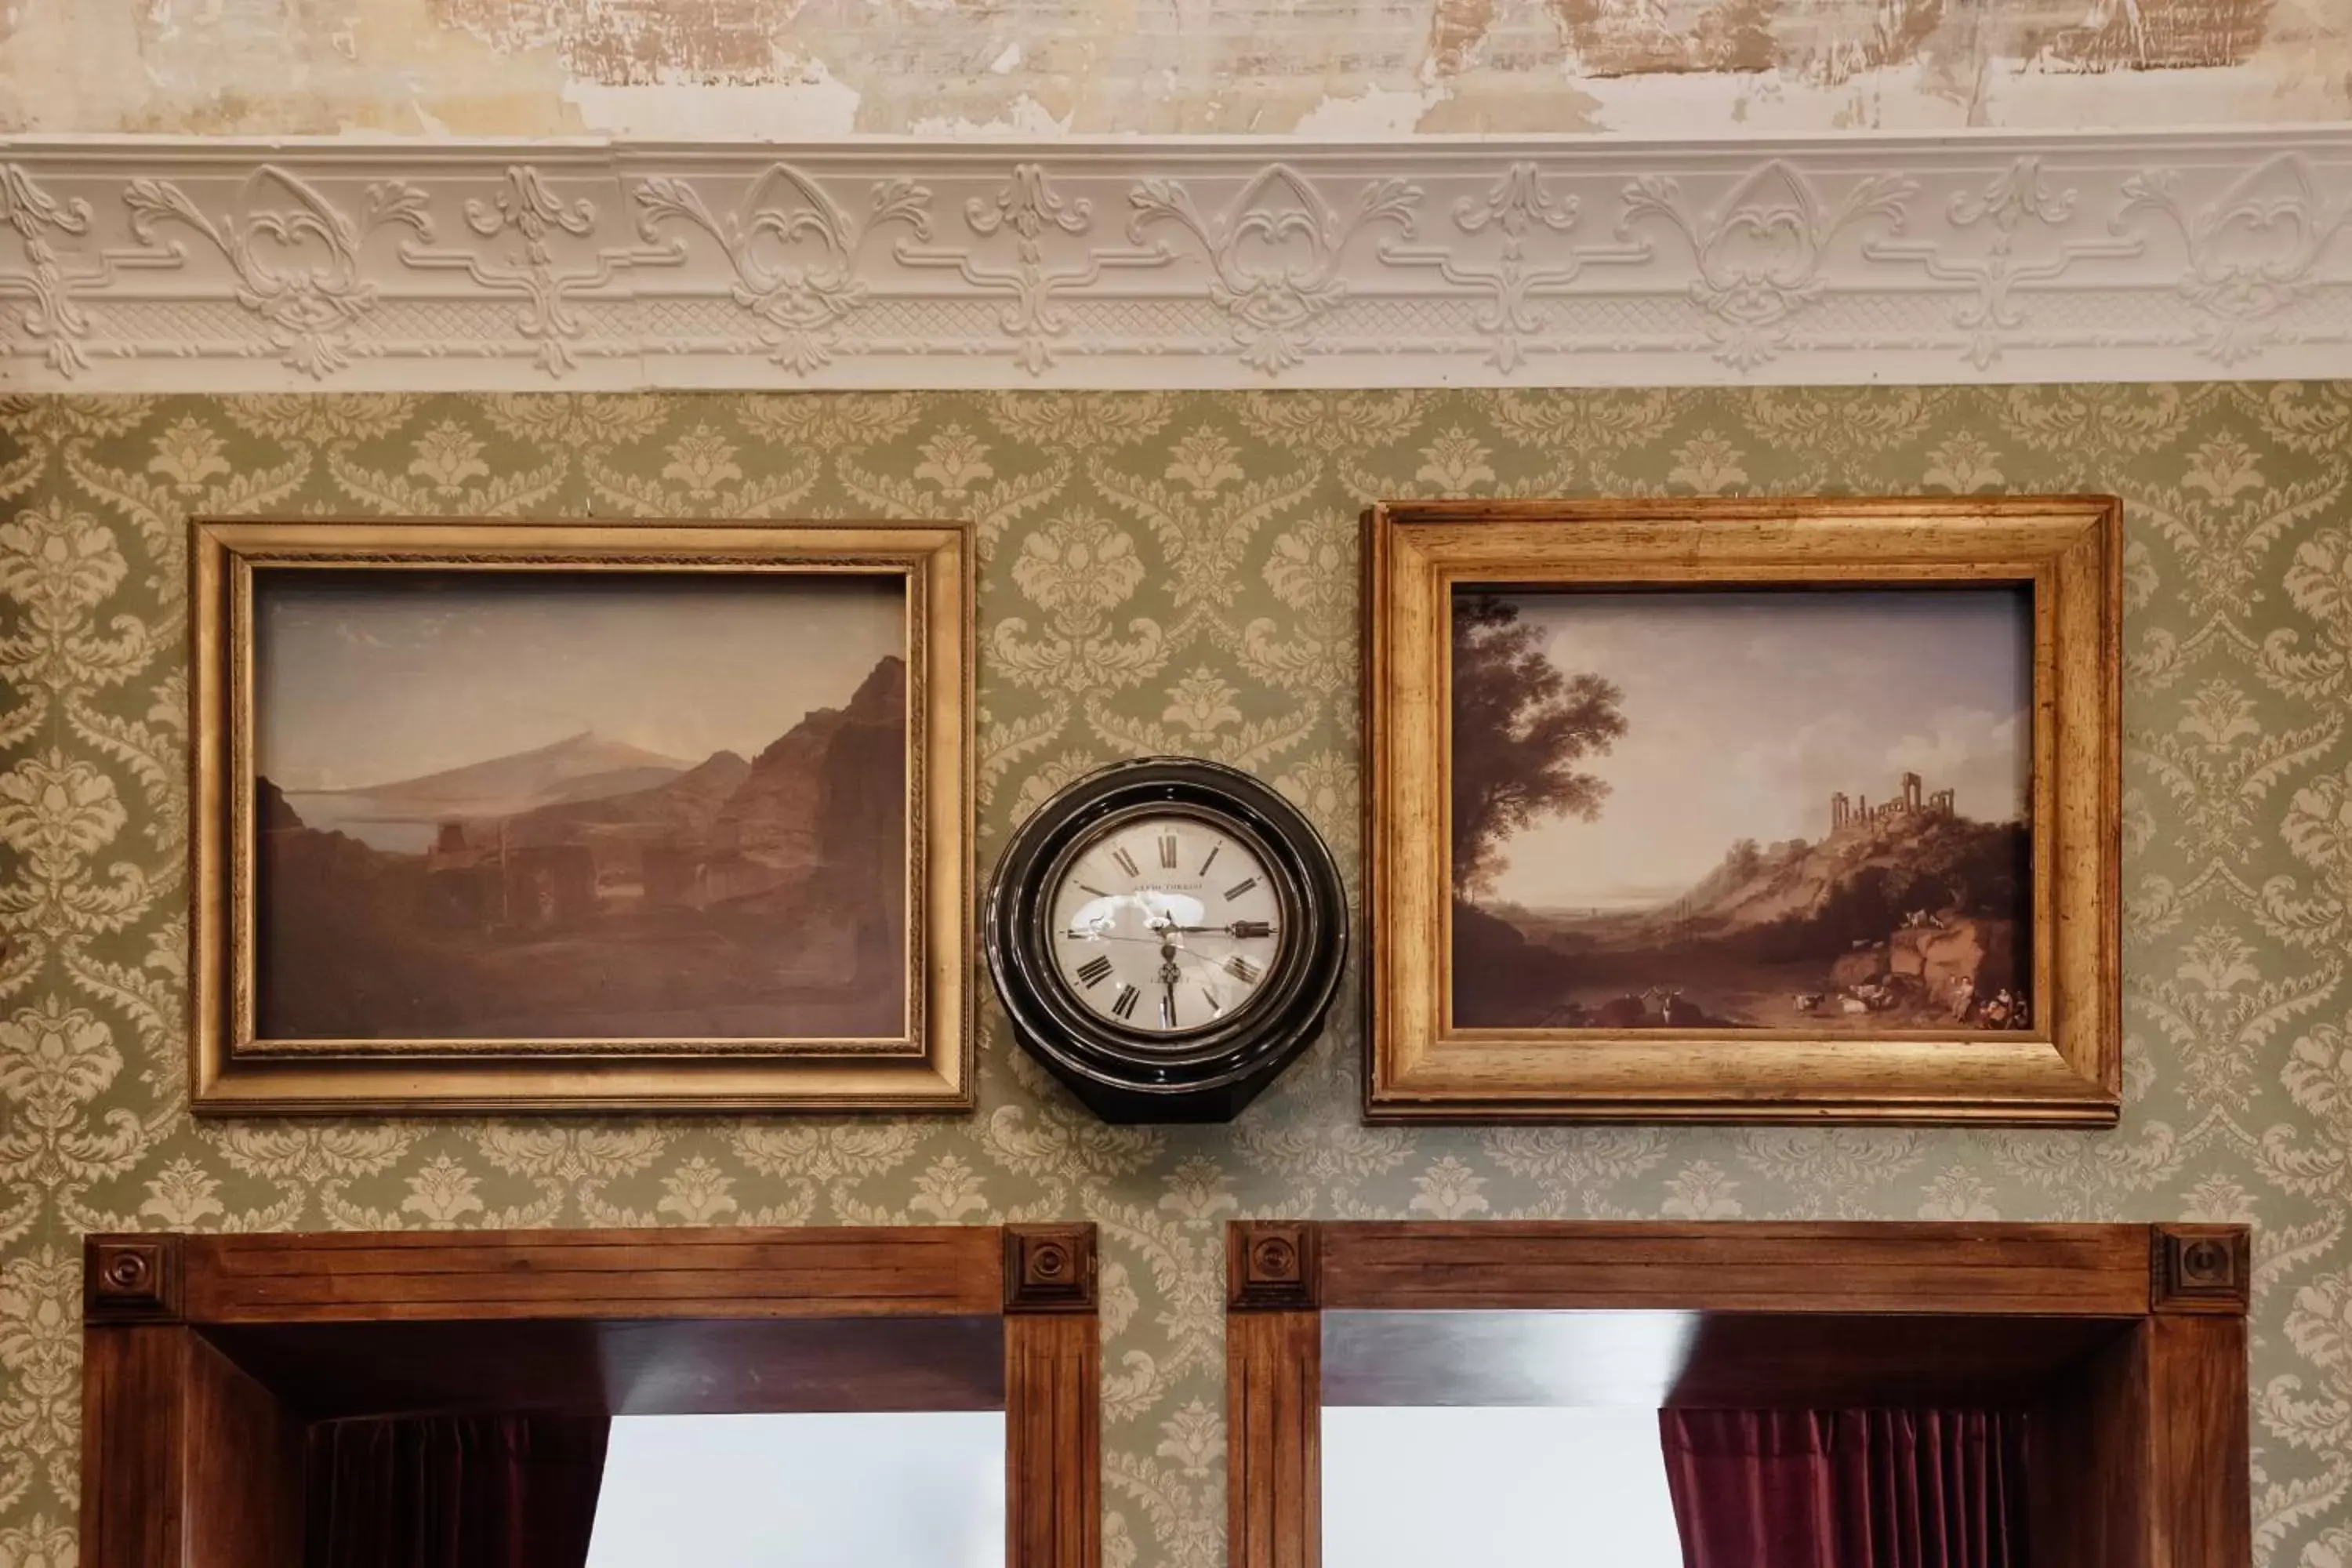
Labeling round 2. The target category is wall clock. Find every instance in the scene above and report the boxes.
[985,757,1348,1123]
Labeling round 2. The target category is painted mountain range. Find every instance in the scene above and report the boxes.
[286,731,699,845]
[254,657,909,1044]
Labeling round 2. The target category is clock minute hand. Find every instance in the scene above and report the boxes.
[1152,920,1278,938]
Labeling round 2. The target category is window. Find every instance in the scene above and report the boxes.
[586,1410,1004,1568]
[1323,1406,1683,1568]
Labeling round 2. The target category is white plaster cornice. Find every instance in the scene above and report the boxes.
[2,129,2348,390]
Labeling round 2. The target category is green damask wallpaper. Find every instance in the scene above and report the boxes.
[4,385,2352,1567]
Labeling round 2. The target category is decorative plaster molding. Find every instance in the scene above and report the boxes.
[2,131,2348,390]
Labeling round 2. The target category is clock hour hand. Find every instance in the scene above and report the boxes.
[1148,920,1278,938]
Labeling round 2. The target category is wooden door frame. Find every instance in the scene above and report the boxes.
[80,1223,1100,1568]
[1226,1219,2250,1568]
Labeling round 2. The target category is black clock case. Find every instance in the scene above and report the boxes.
[984,757,1348,1123]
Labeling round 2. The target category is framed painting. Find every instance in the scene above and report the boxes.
[1363,498,2120,1125]
[190,517,973,1114]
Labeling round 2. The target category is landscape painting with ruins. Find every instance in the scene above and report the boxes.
[1450,586,2034,1035]
[250,571,910,1044]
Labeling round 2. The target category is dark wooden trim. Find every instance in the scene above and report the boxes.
[1229,1310,1319,1568]
[181,1334,305,1568]
[201,1316,1009,1418]
[1316,1221,2154,1315]
[78,1327,304,1568]
[1232,1221,2249,1568]
[85,1237,183,1324]
[126,1225,1002,1323]
[1228,1221,1319,1311]
[2152,1225,2252,1315]
[81,1225,1097,1568]
[2029,1320,2147,1568]
[1004,1224,1097,1313]
[79,1328,187,1568]
[1007,1311,1101,1568]
[2147,1315,2252,1564]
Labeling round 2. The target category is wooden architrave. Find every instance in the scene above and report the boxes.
[1227,1219,2249,1568]
[1363,496,2122,1125]
[80,1224,1098,1568]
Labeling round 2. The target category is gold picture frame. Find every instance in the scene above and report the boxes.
[1364,498,2121,1125]
[191,517,973,1115]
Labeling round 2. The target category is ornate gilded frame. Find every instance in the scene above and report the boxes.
[1364,497,2121,1124]
[190,517,974,1114]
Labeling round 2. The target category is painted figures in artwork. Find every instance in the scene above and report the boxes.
[251,572,909,1042]
[1450,588,2034,1033]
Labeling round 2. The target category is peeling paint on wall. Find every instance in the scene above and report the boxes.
[0,0,2344,135]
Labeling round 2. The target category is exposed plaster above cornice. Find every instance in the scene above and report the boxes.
[2,130,2348,392]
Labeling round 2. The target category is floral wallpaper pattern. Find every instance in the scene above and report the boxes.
[5,385,2352,1567]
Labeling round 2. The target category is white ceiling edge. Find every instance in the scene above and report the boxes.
[1,128,2347,392]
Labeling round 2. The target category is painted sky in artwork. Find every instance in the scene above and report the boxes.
[1475,587,2033,910]
[255,573,905,790]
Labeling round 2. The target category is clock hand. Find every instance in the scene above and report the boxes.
[1160,941,1181,1028]
[1147,920,1279,938]
[1070,928,1276,947]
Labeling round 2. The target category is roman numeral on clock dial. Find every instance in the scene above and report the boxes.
[1225,954,1261,984]
[1223,877,1258,902]
[1111,984,1140,1020]
[1111,845,1141,878]
[1075,955,1113,988]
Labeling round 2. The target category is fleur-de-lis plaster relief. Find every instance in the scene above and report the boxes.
[120,165,430,379]
[1619,161,1917,370]
[1381,162,1648,372]
[399,165,682,376]
[1864,157,2144,368]
[0,138,2343,388]
[635,165,933,375]
[1127,165,1420,375]
[0,165,114,377]
[901,164,1165,376]
[2122,154,2352,366]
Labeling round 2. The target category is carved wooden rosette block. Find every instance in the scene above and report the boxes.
[83,1236,183,1323]
[1004,1223,1098,1313]
[2153,1223,2252,1314]
[1228,1220,1319,1311]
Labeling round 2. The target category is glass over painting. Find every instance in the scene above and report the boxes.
[1447,584,2036,1036]
[250,568,913,1044]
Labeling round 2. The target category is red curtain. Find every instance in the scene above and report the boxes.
[1659,1409,2029,1568]
[303,1413,611,1568]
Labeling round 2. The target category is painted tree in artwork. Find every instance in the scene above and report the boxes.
[1450,596,1628,899]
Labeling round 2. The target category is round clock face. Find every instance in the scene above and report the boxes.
[985,756,1348,1123]
[1048,811,1287,1038]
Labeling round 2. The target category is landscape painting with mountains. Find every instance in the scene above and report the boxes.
[1450,586,2036,1035]
[252,572,910,1044]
